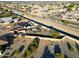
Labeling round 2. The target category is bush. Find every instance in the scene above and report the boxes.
[32,37,40,45]
[54,53,64,58]
[49,30,60,38]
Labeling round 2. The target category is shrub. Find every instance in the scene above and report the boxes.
[49,30,60,38]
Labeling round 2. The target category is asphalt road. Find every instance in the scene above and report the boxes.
[23,14,79,39]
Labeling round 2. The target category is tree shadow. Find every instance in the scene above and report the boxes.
[18,45,25,52]
[67,42,74,52]
[54,44,61,54]
[75,42,79,53]
[41,46,54,58]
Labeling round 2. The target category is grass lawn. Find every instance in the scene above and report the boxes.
[54,53,64,58]
[32,40,38,45]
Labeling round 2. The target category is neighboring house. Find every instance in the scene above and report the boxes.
[61,10,79,21]
[0,17,19,24]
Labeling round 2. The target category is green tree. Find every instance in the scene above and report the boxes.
[63,3,75,12]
